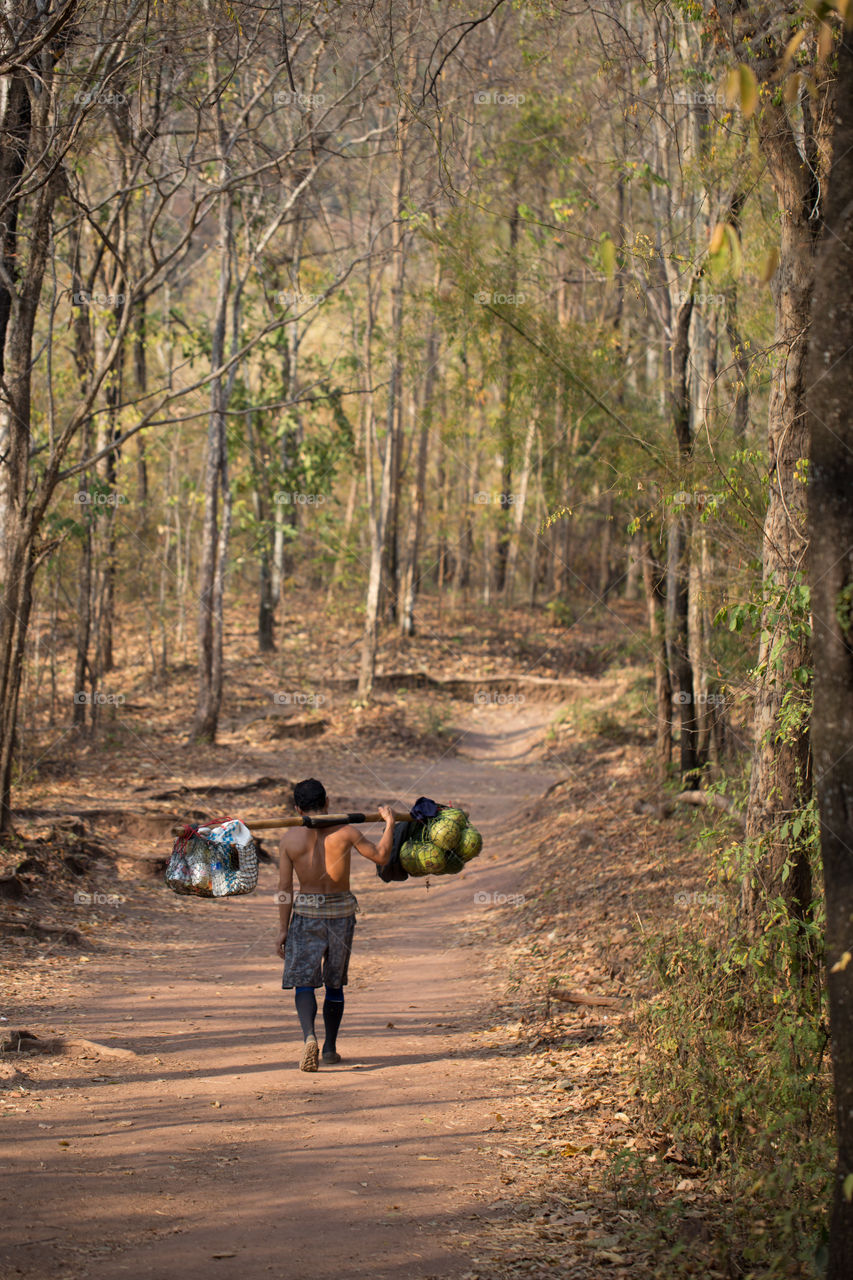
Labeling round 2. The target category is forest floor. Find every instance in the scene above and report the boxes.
[0,596,738,1279]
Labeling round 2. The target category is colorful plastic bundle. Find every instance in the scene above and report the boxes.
[165,818,259,898]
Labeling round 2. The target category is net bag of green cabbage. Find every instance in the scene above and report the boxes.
[377,801,483,881]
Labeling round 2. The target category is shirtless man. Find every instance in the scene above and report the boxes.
[275,778,395,1071]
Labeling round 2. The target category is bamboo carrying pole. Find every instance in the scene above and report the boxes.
[172,810,413,836]
[244,810,412,831]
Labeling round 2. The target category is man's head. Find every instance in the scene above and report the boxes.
[293,777,327,814]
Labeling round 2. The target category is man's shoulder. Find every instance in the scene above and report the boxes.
[331,824,361,848]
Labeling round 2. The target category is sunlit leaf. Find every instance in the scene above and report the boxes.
[600,234,617,282]
[739,65,758,119]
[760,247,780,281]
[725,65,758,118]
[725,224,743,277]
[724,67,740,108]
[781,28,808,73]
[783,72,802,104]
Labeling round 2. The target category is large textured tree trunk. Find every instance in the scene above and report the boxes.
[807,24,853,1272]
[741,97,825,929]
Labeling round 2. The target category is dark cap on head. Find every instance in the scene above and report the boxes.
[293,778,327,813]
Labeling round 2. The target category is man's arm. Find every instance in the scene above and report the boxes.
[351,804,396,866]
[275,839,294,957]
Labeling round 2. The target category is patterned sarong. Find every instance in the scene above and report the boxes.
[292,890,359,919]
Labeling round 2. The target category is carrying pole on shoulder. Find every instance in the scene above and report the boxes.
[172,810,412,836]
[246,810,412,831]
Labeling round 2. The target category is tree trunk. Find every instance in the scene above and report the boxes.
[494,200,519,594]
[741,98,823,930]
[597,491,613,602]
[504,415,537,603]
[0,36,57,829]
[643,537,672,782]
[71,497,93,730]
[400,330,437,637]
[246,409,276,654]
[356,270,387,702]
[666,296,699,784]
[0,69,31,559]
[667,512,700,784]
[807,25,853,1270]
[192,25,233,740]
[357,397,393,701]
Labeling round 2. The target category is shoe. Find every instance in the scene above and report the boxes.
[322,1049,341,1065]
[300,1036,319,1072]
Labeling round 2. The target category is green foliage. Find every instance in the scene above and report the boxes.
[613,790,831,1276]
[716,571,812,679]
[835,582,853,639]
[544,599,576,628]
[616,920,831,1271]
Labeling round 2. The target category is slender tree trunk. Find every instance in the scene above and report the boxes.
[643,537,672,781]
[400,329,437,636]
[71,492,93,729]
[494,199,519,593]
[134,292,149,510]
[192,22,233,740]
[356,271,387,701]
[380,66,413,626]
[246,411,276,652]
[597,491,613,601]
[504,416,537,602]
[357,395,393,700]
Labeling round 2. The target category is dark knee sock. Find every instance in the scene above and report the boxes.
[322,987,345,1053]
[294,986,317,1040]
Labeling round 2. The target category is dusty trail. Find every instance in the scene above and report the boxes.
[1,702,563,1280]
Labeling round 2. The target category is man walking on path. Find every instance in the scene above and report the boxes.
[275,778,395,1071]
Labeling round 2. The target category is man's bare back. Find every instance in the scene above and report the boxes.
[280,823,384,895]
[276,803,394,957]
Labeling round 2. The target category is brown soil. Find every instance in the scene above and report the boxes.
[0,698,565,1280]
[2,600,726,1279]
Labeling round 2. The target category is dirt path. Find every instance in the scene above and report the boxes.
[1,704,564,1280]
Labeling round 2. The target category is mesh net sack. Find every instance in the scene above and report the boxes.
[398,808,483,878]
[165,818,259,898]
[399,837,447,876]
